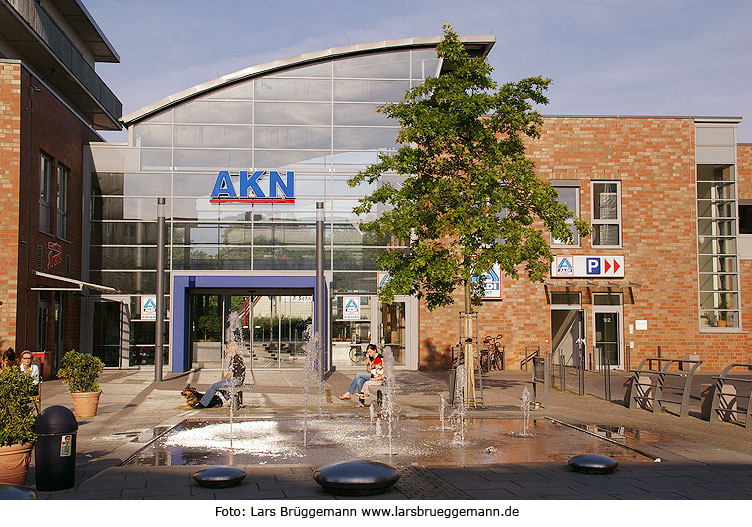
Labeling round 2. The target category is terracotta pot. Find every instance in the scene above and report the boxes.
[0,442,34,485]
[70,391,101,418]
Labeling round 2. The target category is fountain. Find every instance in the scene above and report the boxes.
[439,393,447,431]
[380,346,397,455]
[135,325,655,473]
[223,311,246,447]
[449,364,468,444]
[521,386,531,436]
[302,324,324,448]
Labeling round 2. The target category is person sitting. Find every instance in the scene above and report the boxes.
[338,343,378,400]
[357,349,384,408]
[197,345,245,409]
[18,350,41,396]
[1,348,16,370]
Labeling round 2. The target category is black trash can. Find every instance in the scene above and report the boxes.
[33,406,78,491]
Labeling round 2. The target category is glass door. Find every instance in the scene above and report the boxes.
[331,296,372,368]
[593,293,623,368]
[250,295,313,369]
[379,298,406,365]
[190,294,223,369]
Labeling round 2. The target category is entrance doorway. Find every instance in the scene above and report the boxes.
[190,293,313,370]
[592,293,623,368]
[550,292,584,367]
[331,295,409,368]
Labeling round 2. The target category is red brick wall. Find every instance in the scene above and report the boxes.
[419,117,751,371]
[1,61,101,365]
[0,62,22,351]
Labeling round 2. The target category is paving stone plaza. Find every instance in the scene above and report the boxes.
[21,368,752,500]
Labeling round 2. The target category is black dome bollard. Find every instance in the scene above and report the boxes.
[193,466,246,488]
[313,458,400,496]
[568,453,619,474]
[0,484,37,500]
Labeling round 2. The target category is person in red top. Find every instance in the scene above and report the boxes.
[357,350,384,408]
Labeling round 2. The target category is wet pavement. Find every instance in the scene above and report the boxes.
[20,366,752,499]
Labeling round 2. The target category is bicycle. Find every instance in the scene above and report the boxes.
[349,344,365,365]
[483,334,504,371]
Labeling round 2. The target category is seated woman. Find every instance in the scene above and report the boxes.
[197,346,245,409]
[339,343,378,400]
[18,350,41,396]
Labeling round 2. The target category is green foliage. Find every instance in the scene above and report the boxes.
[349,24,589,311]
[57,349,104,393]
[0,367,37,446]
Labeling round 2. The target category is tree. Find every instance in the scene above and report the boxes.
[349,24,589,315]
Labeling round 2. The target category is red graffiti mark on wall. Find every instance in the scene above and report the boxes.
[47,241,63,269]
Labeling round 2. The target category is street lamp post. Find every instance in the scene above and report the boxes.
[155,197,166,382]
[315,201,325,381]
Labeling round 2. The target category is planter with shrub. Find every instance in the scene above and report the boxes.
[0,366,37,484]
[57,350,104,418]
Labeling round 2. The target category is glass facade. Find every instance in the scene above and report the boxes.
[89,47,439,367]
[697,164,740,328]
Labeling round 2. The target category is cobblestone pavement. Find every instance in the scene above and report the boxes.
[18,366,752,500]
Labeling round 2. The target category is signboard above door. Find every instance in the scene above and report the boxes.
[551,256,625,278]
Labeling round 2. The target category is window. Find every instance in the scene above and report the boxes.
[739,200,752,234]
[37,291,49,351]
[551,181,580,246]
[697,164,740,328]
[39,153,52,233]
[591,181,621,246]
[56,164,69,239]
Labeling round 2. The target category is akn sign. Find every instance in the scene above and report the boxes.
[210,170,295,204]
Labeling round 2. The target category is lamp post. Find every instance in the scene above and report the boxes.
[315,201,325,381]
[155,197,166,382]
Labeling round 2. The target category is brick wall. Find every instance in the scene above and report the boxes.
[0,62,22,351]
[1,61,101,366]
[418,117,751,371]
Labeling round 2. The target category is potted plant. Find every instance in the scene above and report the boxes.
[57,349,104,418]
[717,298,729,327]
[0,366,37,484]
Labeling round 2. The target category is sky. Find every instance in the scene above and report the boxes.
[86,0,752,143]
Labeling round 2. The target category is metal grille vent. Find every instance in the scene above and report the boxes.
[37,245,42,268]
[66,255,71,277]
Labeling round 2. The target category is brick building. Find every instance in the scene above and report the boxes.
[422,117,751,371]
[0,0,121,370]
[85,35,751,374]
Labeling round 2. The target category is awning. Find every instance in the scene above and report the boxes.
[543,280,642,289]
[543,280,641,304]
[31,271,118,293]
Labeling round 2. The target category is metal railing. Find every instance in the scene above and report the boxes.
[520,346,540,371]
[628,357,702,418]
[8,0,122,121]
[709,363,752,428]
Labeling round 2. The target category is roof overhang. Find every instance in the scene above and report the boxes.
[0,2,121,130]
[54,0,120,62]
[122,35,496,126]
[32,270,118,293]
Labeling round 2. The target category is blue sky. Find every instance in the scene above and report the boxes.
[87,0,752,143]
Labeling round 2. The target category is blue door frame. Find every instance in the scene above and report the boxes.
[171,274,326,373]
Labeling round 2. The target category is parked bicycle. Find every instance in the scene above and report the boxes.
[349,344,365,365]
[482,334,504,372]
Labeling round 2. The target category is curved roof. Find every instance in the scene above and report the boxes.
[122,35,495,126]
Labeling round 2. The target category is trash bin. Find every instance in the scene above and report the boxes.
[33,406,78,491]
